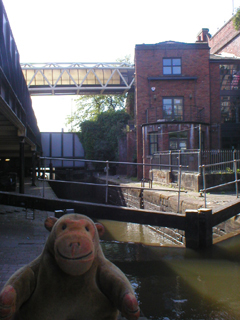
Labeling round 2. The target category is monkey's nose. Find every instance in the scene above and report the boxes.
[69,242,80,256]
[69,242,80,247]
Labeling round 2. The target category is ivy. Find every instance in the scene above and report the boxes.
[79,110,131,166]
[233,9,240,30]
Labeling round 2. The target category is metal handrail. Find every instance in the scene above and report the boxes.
[39,156,188,168]
[200,159,240,207]
[38,156,186,213]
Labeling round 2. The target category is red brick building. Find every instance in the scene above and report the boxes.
[134,20,240,179]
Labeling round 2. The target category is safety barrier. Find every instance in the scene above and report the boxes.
[200,159,240,207]
[38,156,188,213]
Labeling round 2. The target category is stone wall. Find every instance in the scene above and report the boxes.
[151,169,201,191]
[150,169,240,193]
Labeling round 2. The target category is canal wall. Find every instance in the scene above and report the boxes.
[151,169,240,192]
[49,178,202,214]
[48,178,240,248]
[95,179,202,214]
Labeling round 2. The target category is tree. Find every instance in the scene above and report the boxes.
[79,110,130,164]
[66,94,126,131]
[65,56,133,131]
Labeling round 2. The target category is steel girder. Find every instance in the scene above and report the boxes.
[21,62,135,96]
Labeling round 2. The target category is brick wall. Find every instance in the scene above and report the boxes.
[209,17,240,55]
[209,62,221,149]
[135,42,211,178]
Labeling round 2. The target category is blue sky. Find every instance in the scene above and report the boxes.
[3,0,240,131]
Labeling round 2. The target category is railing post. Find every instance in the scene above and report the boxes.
[198,208,213,248]
[233,149,236,173]
[185,208,213,249]
[50,162,53,180]
[31,151,36,186]
[42,157,46,198]
[203,165,207,208]
[185,210,199,249]
[234,159,239,198]
[198,149,201,174]
[169,150,172,176]
[105,160,109,203]
[19,137,25,194]
[177,165,182,213]
[178,150,181,167]
[37,158,41,178]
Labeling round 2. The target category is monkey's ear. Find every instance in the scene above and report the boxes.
[45,217,58,232]
[95,223,105,237]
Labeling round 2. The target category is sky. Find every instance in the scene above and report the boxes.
[3,0,240,132]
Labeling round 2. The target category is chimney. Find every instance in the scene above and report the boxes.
[196,28,210,42]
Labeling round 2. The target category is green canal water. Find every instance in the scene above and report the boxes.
[100,221,240,320]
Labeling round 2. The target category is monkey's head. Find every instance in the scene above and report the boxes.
[45,214,104,276]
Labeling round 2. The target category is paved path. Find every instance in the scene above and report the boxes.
[0,179,56,291]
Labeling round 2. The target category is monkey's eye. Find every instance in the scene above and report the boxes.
[62,224,67,230]
[85,226,89,232]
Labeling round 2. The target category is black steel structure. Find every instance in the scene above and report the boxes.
[0,0,41,193]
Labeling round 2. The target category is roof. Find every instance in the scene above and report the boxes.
[135,41,209,50]
[210,53,240,61]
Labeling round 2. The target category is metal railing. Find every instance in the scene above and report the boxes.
[38,156,187,213]
[151,149,200,173]
[152,149,240,174]
[200,159,240,208]
[202,149,240,173]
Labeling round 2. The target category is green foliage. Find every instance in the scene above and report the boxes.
[66,94,127,130]
[79,110,130,163]
[233,9,240,30]
[65,55,133,131]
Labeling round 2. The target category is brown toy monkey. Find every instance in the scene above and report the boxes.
[0,214,140,320]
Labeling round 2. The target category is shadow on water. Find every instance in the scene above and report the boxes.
[100,224,240,320]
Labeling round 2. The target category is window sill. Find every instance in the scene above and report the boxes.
[148,76,198,81]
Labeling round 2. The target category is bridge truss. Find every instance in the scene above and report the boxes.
[21,62,135,96]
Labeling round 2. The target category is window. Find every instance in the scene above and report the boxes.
[163,98,183,121]
[221,96,240,123]
[169,131,187,150]
[149,133,158,155]
[220,64,240,90]
[163,58,181,75]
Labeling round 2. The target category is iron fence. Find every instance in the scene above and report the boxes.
[151,150,200,173]
[201,150,240,173]
[151,149,240,173]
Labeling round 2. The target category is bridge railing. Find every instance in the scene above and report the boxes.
[38,156,188,213]
[21,62,135,95]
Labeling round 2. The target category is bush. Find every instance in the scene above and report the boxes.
[79,110,130,166]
